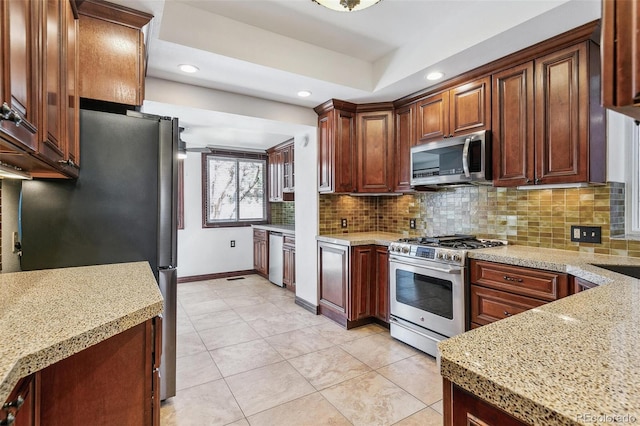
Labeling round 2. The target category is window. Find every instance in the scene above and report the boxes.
[630,122,640,234]
[202,151,267,227]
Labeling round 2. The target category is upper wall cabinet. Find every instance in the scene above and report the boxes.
[601,0,640,120]
[416,76,490,144]
[492,39,606,187]
[316,99,357,194]
[268,139,294,202]
[0,0,80,178]
[0,0,40,152]
[394,103,416,192]
[77,0,152,106]
[356,106,394,193]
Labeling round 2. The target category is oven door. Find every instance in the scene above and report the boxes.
[389,255,465,338]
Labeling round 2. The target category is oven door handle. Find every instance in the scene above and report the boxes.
[389,256,461,274]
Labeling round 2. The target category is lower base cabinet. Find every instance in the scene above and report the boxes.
[283,235,296,293]
[253,229,269,278]
[1,317,161,426]
[444,378,529,426]
[318,242,389,328]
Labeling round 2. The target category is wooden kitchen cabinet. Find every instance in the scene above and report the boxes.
[601,0,640,120]
[0,0,80,178]
[493,40,606,187]
[315,99,357,193]
[416,76,490,144]
[268,139,294,202]
[394,104,416,192]
[374,246,389,322]
[253,229,269,278]
[571,276,597,294]
[3,317,161,426]
[444,378,529,426]
[318,242,390,328]
[469,260,569,328]
[356,106,394,193]
[77,0,152,106]
[1,374,37,426]
[283,235,296,293]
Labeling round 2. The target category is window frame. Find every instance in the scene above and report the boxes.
[629,121,640,235]
[201,150,269,228]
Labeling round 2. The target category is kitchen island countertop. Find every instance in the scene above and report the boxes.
[252,224,295,235]
[440,245,640,425]
[0,262,163,403]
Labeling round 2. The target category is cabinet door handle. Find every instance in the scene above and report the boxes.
[503,311,512,317]
[0,413,15,426]
[2,395,24,411]
[503,275,523,282]
[534,178,541,184]
[0,103,22,127]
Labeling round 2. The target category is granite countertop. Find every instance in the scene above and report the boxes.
[316,232,406,246]
[252,224,295,235]
[0,262,163,404]
[440,245,640,426]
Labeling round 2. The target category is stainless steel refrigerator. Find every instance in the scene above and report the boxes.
[20,108,178,400]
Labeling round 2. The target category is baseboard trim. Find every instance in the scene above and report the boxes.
[295,296,319,315]
[177,270,256,283]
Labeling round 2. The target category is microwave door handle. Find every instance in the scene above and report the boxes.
[462,137,471,177]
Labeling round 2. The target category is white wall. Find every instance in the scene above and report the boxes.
[177,153,255,278]
[1,180,22,273]
[606,110,635,183]
[293,132,319,306]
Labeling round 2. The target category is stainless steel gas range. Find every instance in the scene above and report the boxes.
[387,235,505,358]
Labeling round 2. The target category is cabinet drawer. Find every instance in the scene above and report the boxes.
[253,229,267,240]
[470,260,568,301]
[284,235,295,246]
[471,285,546,326]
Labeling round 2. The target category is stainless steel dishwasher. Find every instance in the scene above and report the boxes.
[268,232,284,286]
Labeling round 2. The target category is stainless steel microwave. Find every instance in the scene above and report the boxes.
[410,130,492,187]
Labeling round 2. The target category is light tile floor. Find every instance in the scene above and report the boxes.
[161,274,443,426]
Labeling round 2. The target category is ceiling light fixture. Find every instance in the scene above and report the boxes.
[312,0,381,12]
[426,71,445,81]
[178,64,199,73]
[297,90,312,97]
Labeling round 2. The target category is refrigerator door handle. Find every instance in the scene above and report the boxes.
[158,265,175,270]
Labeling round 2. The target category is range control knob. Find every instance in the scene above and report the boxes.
[401,245,409,254]
[451,253,461,262]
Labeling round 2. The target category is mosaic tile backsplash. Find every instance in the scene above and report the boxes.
[319,183,640,257]
[271,202,295,225]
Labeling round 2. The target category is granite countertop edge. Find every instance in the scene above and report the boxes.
[252,224,295,235]
[0,262,164,404]
[316,232,406,246]
[440,245,640,426]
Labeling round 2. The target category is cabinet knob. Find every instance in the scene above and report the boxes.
[2,395,24,411]
[0,413,15,426]
[0,103,22,127]
[503,311,512,317]
[535,178,541,184]
[525,179,532,184]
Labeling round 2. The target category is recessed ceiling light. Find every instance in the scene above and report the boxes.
[297,90,312,98]
[179,64,199,73]
[426,71,445,81]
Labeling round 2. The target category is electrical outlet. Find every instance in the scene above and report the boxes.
[230,240,236,248]
[341,218,348,228]
[570,226,602,243]
[409,219,416,229]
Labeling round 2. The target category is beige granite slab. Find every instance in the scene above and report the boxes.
[316,232,405,247]
[440,245,640,426]
[0,262,163,404]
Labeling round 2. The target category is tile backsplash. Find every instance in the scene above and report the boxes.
[270,201,295,225]
[319,182,640,257]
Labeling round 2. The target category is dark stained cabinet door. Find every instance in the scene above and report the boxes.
[394,104,415,192]
[448,380,529,426]
[1,374,37,426]
[253,229,268,277]
[317,106,356,193]
[0,0,39,151]
[350,246,374,321]
[356,110,394,193]
[374,246,389,322]
[65,0,80,167]
[534,43,588,185]
[449,76,491,136]
[268,149,283,201]
[492,62,535,186]
[318,241,350,325]
[40,0,66,165]
[416,91,449,143]
[601,0,640,120]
